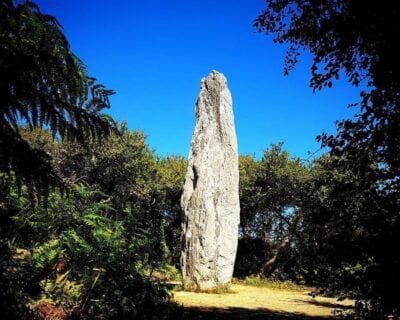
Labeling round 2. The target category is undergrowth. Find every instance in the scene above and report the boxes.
[195,284,236,294]
[180,284,236,294]
[233,276,310,291]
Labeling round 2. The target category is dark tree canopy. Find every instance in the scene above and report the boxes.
[255,1,400,317]
[0,0,115,192]
[255,1,400,91]
[255,1,400,188]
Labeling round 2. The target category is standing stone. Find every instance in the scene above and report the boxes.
[181,70,240,290]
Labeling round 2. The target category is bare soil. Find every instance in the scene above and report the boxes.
[173,284,353,319]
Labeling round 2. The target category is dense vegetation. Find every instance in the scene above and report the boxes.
[1,1,398,320]
[0,0,115,196]
[0,127,185,319]
[255,1,400,319]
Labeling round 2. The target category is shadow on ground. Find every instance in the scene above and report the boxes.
[296,299,353,311]
[179,306,335,320]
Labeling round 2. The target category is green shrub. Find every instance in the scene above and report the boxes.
[233,276,306,291]
[162,264,181,282]
[4,183,174,319]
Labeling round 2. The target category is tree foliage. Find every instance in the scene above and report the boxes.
[0,0,115,192]
[156,156,187,266]
[297,155,400,319]
[254,0,399,192]
[0,126,185,319]
[0,2,178,317]
[1,182,172,319]
[255,1,400,318]
[236,144,311,278]
[3,1,400,319]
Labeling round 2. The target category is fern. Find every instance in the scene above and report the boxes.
[35,272,83,312]
[32,239,64,272]
[0,0,117,194]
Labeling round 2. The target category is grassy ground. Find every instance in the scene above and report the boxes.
[173,283,353,320]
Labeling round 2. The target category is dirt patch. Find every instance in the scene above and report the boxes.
[173,284,353,319]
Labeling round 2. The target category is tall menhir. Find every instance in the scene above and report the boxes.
[181,70,240,290]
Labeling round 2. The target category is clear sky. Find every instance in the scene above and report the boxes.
[36,0,361,159]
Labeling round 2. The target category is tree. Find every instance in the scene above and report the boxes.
[255,1,400,317]
[49,124,172,271]
[156,156,187,266]
[1,126,181,319]
[294,153,400,318]
[254,0,399,191]
[0,0,115,192]
[24,124,186,269]
[236,144,311,278]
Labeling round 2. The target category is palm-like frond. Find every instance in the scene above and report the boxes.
[0,0,117,192]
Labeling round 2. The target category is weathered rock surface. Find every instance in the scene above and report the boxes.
[181,70,240,290]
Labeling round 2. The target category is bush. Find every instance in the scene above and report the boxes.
[2,183,173,319]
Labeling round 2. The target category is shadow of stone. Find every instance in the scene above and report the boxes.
[179,306,336,320]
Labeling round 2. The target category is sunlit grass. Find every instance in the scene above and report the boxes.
[232,276,310,291]
[173,282,354,318]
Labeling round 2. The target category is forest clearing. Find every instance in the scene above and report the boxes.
[1,1,399,319]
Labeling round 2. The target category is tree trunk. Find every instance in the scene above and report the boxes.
[259,212,301,277]
[259,236,290,277]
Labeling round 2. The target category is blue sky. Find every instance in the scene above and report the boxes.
[37,0,361,159]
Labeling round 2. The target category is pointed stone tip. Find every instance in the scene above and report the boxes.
[200,70,227,89]
[209,69,224,78]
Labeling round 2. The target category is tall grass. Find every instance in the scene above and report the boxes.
[233,276,310,291]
